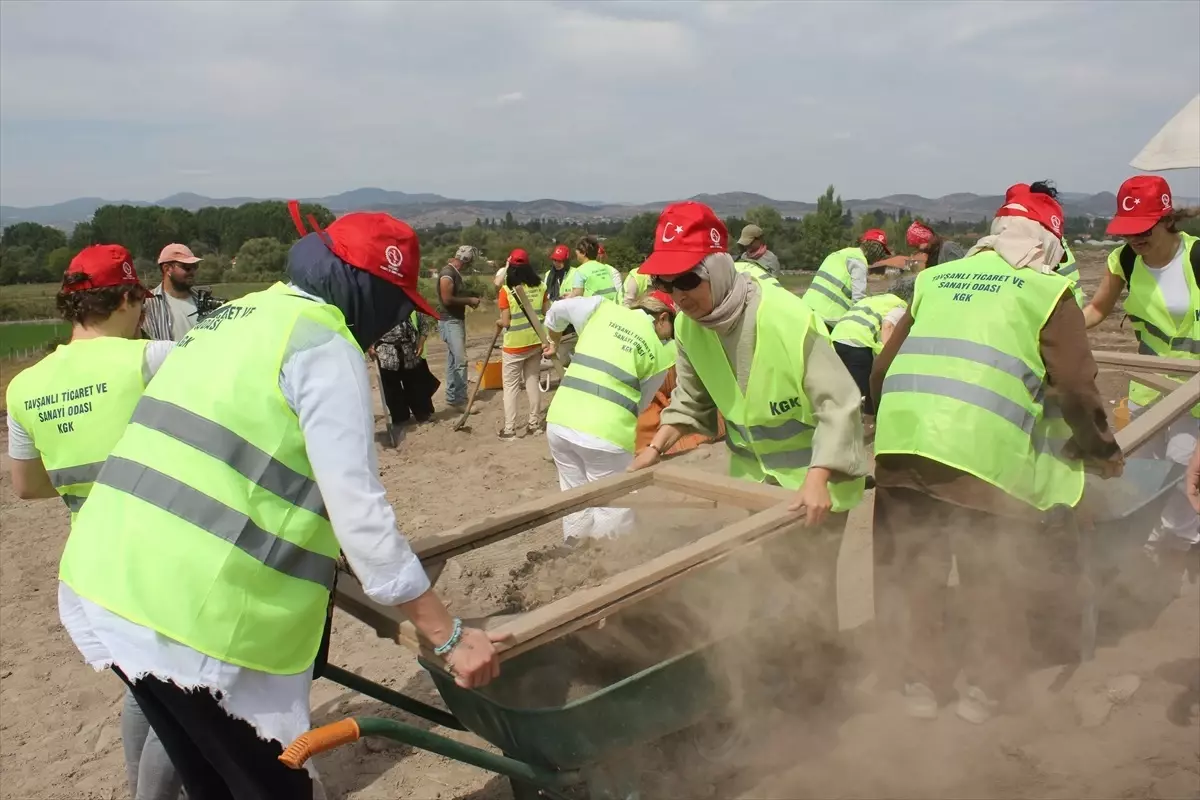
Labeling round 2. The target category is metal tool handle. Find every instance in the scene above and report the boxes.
[454,326,502,431]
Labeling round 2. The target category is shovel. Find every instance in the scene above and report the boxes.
[454,326,502,431]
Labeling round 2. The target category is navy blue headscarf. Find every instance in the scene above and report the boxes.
[286,232,414,350]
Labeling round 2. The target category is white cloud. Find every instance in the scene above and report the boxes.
[494,92,526,106]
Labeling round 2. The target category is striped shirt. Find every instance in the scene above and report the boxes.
[141,283,202,341]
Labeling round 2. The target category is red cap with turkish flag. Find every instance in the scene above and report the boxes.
[1106,176,1174,236]
[508,248,530,266]
[61,244,144,294]
[994,189,1065,238]
[905,221,934,248]
[287,200,438,318]
[860,228,891,255]
[638,201,728,276]
[551,244,570,262]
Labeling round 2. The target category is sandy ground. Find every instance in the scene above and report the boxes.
[1,251,1197,799]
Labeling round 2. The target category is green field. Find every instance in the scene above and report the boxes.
[0,282,276,323]
[0,320,70,358]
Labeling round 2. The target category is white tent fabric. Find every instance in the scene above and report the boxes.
[1130,94,1200,171]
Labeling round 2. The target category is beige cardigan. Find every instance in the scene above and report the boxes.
[660,283,868,479]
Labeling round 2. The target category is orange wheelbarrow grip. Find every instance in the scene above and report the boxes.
[278,718,361,769]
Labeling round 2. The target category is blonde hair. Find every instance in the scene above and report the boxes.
[631,293,675,320]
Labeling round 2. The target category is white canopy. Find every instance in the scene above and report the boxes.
[1130,94,1200,171]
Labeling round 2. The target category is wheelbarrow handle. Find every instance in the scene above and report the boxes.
[279,718,361,769]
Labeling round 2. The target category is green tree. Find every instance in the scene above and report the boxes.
[0,221,67,254]
[234,237,289,274]
[46,247,73,279]
[744,205,784,241]
[69,221,95,251]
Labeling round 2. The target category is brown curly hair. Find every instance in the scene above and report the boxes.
[575,235,601,260]
[56,273,146,326]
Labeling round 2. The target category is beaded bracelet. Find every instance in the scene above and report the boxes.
[434,617,464,657]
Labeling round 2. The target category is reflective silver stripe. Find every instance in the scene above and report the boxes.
[728,418,813,443]
[48,462,104,488]
[558,376,638,416]
[882,373,1036,435]
[834,313,879,332]
[1058,263,1078,278]
[725,438,812,469]
[509,320,533,332]
[1130,316,1199,355]
[1130,315,1174,348]
[897,336,1042,398]
[132,397,326,518]
[593,287,618,296]
[807,282,851,311]
[62,494,86,512]
[569,353,640,392]
[855,307,884,326]
[97,457,336,589]
[1175,339,1200,354]
[814,271,852,298]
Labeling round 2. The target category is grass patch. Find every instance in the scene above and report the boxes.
[0,321,70,359]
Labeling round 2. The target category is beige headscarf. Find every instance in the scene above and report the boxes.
[691,253,753,336]
[966,204,1064,272]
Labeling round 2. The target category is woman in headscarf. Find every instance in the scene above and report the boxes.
[1082,176,1199,580]
[906,220,966,270]
[632,201,868,695]
[871,189,1121,726]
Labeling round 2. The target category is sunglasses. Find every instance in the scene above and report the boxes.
[652,270,704,293]
[169,262,199,272]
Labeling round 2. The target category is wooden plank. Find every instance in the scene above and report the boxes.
[610,496,718,510]
[651,465,796,511]
[511,285,565,374]
[1091,351,1200,375]
[414,467,654,564]
[1120,369,1183,395]
[487,502,802,653]
[1116,372,1200,453]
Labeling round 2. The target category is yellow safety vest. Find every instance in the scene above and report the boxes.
[676,288,865,512]
[875,251,1083,510]
[576,260,619,302]
[734,260,784,289]
[6,337,149,518]
[804,247,863,323]
[1107,234,1199,416]
[829,294,908,355]
[546,302,668,451]
[1057,242,1084,308]
[624,268,652,304]
[60,283,347,675]
[502,283,547,350]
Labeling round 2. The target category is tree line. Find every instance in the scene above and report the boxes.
[0,188,1139,288]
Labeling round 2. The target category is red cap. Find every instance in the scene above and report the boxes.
[1106,176,1173,236]
[648,289,677,312]
[61,244,143,294]
[994,190,1065,238]
[1004,183,1031,204]
[597,243,607,260]
[551,244,570,262]
[906,222,934,248]
[508,248,530,266]
[638,201,728,276]
[288,201,437,318]
[860,228,891,255]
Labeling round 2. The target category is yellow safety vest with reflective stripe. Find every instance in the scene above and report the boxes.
[576,260,619,302]
[546,302,667,451]
[501,283,547,350]
[677,288,865,512]
[6,337,149,518]
[830,294,908,354]
[59,283,346,675]
[624,267,652,305]
[875,251,1083,510]
[804,247,862,323]
[1057,242,1084,308]
[1106,234,1199,417]
[734,260,783,289]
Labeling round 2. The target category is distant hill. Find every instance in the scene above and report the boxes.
[3,187,1194,231]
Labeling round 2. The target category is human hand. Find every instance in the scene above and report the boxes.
[467,297,481,309]
[789,468,832,527]
[366,346,376,360]
[444,627,511,689]
[542,342,557,359]
[628,445,661,472]
[1084,453,1125,480]
[1187,442,1200,513]
[496,319,506,330]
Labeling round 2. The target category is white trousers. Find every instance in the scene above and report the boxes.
[546,428,634,541]
[1130,402,1200,550]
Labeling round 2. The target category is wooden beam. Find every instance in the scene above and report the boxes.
[1116,372,1200,453]
[1120,370,1182,396]
[512,285,565,375]
[1091,351,1200,375]
[651,465,796,511]
[413,467,654,565]
[486,502,802,656]
[610,496,718,510]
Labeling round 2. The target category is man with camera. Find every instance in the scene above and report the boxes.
[142,243,219,341]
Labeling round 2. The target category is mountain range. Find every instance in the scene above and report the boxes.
[4,187,1193,231]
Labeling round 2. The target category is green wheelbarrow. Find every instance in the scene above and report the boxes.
[284,636,743,800]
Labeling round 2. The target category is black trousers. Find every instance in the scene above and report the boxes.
[833,341,876,414]
[379,359,439,424]
[114,667,314,800]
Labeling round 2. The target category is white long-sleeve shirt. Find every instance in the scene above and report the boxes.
[55,285,430,769]
[847,257,869,304]
[544,296,668,454]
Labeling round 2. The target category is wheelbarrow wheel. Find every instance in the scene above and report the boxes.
[509,776,544,800]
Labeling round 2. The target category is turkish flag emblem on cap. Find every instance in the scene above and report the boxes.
[639,201,728,276]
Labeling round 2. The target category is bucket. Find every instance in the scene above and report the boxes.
[1113,397,1130,431]
[476,359,503,390]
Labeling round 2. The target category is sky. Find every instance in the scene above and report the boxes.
[1,0,1198,208]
